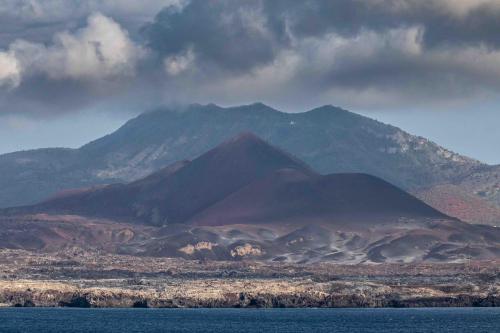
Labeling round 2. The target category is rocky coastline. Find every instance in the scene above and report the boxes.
[1,279,499,308]
[0,250,498,308]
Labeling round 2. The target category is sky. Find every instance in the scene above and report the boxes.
[0,0,499,163]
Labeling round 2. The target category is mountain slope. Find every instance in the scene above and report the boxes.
[456,165,500,207]
[0,103,482,208]
[10,133,313,225]
[81,103,479,187]
[0,148,105,208]
[413,184,500,226]
[190,169,447,226]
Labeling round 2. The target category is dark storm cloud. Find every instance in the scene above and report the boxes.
[280,0,500,48]
[142,1,289,72]
[143,0,500,71]
[135,0,500,110]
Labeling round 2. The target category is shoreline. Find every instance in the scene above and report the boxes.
[1,278,498,309]
[0,250,498,309]
[1,305,500,309]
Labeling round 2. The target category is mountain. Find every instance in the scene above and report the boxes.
[190,169,447,227]
[2,133,499,263]
[6,133,445,226]
[409,164,500,225]
[0,103,482,209]
[413,184,500,226]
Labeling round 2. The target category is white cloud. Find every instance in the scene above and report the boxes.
[3,12,143,85]
[43,12,143,80]
[164,49,195,76]
[0,51,20,88]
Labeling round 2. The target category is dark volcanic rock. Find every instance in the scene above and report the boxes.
[59,296,91,308]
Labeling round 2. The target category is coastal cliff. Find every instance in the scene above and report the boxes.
[0,250,498,308]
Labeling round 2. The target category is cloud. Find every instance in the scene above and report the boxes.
[164,48,195,76]
[8,13,143,82]
[142,1,289,73]
[0,51,20,88]
[0,11,149,115]
[137,0,500,110]
[0,0,183,50]
[3,0,500,115]
[0,0,183,24]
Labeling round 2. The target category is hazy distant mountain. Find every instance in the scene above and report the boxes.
[0,103,482,209]
[3,134,500,264]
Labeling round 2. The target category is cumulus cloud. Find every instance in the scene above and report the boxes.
[0,11,149,115]
[0,0,183,50]
[7,13,143,82]
[0,51,20,88]
[164,49,195,76]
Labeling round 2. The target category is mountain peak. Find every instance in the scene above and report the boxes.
[306,105,357,117]
[189,103,223,110]
[18,132,315,225]
[210,132,313,174]
[248,102,272,109]
[186,102,276,113]
[224,131,265,144]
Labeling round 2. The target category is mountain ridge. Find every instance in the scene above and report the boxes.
[0,103,485,211]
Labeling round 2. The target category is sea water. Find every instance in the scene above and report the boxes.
[0,307,498,333]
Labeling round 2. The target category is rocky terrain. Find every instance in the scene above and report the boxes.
[1,213,499,264]
[0,250,498,308]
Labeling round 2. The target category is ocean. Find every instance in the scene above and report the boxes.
[0,308,498,332]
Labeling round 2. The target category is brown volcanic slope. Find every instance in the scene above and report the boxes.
[190,168,447,226]
[7,133,313,225]
[6,133,447,229]
[413,184,500,226]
